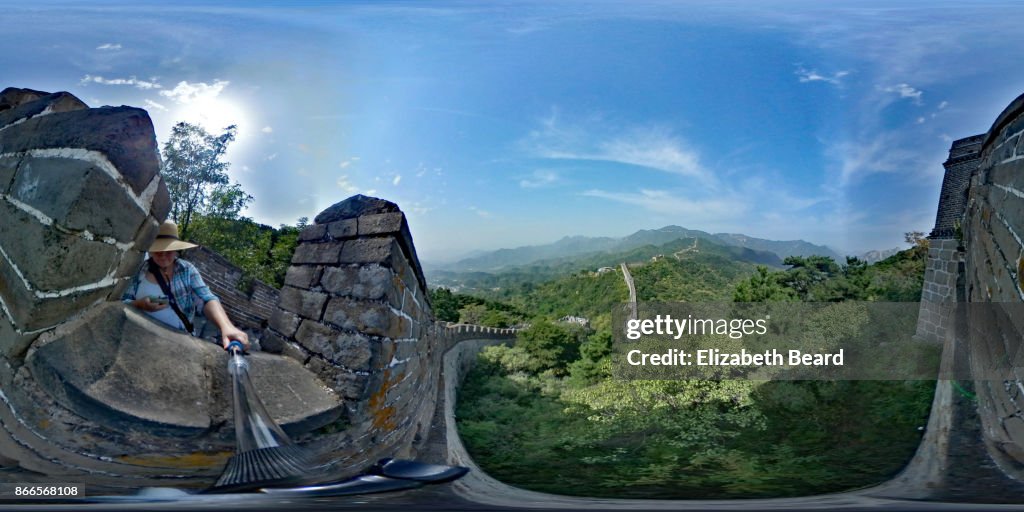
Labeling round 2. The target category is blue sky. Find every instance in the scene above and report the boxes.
[5,1,1024,262]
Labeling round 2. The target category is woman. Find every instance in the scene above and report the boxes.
[122,220,250,350]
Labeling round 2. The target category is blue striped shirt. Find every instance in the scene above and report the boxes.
[122,258,219,327]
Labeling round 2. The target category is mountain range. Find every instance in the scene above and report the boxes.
[431,225,841,272]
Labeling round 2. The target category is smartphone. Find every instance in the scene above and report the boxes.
[149,296,169,305]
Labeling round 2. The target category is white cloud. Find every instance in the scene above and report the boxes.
[600,131,706,180]
[336,175,358,194]
[261,126,273,134]
[338,156,360,169]
[519,170,559,188]
[392,175,402,186]
[795,66,849,85]
[96,43,122,51]
[336,175,376,196]
[583,188,745,218]
[266,153,278,161]
[143,99,167,111]
[411,203,433,215]
[525,112,712,183]
[159,79,229,104]
[80,74,161,90]
[938,101,949,110]
[882,83,923,105]
[829,134,932,186]
[469,206,492,218]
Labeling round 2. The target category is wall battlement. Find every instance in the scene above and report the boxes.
[0,86,515,489]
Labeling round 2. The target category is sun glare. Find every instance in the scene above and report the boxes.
[177,95,248,138]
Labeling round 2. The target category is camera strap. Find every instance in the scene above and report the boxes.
[148,259,194,334]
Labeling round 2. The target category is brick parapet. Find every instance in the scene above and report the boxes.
[962,93,1024,477]
[930,135,984,240]
[187,246,279,334]
[259,195,515,478]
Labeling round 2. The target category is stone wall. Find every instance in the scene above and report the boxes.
[916,135,982,343]
[962,92,1024,477]
[259,194,516,475]
[0,84,517,489]
[0,88,344,490]
[0,88,167,354]
[0,87,217,488]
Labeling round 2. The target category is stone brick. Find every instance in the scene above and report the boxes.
[295,320,336,357]
[0,254,112,332]
[294,321,373,371]
[281,339,308,364]
[0,155,18,194]
[989,157,1024,194]
[320,264,390,300]
[114,249,145,283]
[326,368,372,401]
[995,135,1019,163]
[151,181,171,222]
[259,328,288,354]
[357,212,404,236]
[0,92,87,131]
[327,218,357,239]
[11,154,147,242]
[0,106,160,196]
[269,308,302,338]
[394,338,420,361]
[291,241,342,265]
[1006,113,1024,140]
[298,224,327,242]
[314,195,399,224]
[989,189,1024,246]
[339,237,399,265]
[284,265,322,289]
[0,314,38,360]
[989,210,1023,266]
[132,216,160,252]
[323,297,392,337]
[278,286,328,319]
[0,201,121,291]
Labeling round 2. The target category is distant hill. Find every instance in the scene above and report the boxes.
[859,248,901,264]
[437,225,839,272]
[710,232,841,262]
[427,235,782,295]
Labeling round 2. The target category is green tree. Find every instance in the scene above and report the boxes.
[458,303,489,325]
[161,122,248,239]
[516,319,580,374]
[430,287,461,322]
[732,266,796,302]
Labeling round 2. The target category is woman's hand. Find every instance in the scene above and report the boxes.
[203,300,251,351]
[220,326,250,351]
[132,297,169,312]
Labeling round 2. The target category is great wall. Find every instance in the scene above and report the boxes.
[2,85,1024,507]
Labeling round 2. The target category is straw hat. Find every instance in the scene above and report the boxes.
[149,221,198,252]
